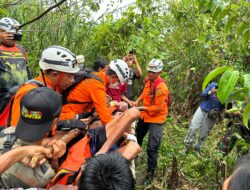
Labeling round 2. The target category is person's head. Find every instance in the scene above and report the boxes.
[79,152,134,190]
[123,50,136,68]
[0,17,22,47]
[93,58,109,72]
[15,87,62,142]
[223,154,250,190]
[39,46,80,90]
[106,59,130,84]
[146,59,164,82]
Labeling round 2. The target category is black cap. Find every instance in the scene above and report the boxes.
[15,87,62,142]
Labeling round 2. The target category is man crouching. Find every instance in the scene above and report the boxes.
[0,87,63,188]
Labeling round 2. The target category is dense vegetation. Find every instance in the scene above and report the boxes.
[1,0,249,189]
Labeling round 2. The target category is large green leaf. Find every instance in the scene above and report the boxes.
[243,102,250,128]
[212,7,221,19]
[225,16,237,31]
[202,66,231,90]
[219,8,229,19]
[217,70,239,103]
[241,29,250,48]
[237,23,248,37]
[243,74,250,98]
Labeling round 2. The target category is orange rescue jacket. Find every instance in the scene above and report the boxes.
[10,75,57,127]
[61,77,112,125]
[139,77,169,123]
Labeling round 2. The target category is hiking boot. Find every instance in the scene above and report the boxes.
[144,170,155,187]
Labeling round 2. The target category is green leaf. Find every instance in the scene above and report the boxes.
[217,70,240,103]
[198,0,208,10]
[241,29,250,48]
[207,0,216,12]
[243,102,250,128]
[202,66,231,90]
[212,7,221,19]
[237,23,248,37]
[167,60,178,65]
[225,16,237,31]
[219,8,229,19]
[243,74,250,98]
[227,88,248,102]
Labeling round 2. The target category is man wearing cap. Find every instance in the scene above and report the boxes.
[183,82,224,155]
[0,17,31,126]
[0,87,62,188]
[133,59,170,184]
[8,45,79,158]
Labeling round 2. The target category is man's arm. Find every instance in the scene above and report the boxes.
[200,83,217,98]
[0,146,52,175]
[133,56,142,78]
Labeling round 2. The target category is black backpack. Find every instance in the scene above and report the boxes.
[62,70,103,105]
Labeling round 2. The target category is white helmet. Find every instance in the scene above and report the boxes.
[0,17,21,34]
[109,59,130,84]
[147,59,164,72]
[39,46,80,73]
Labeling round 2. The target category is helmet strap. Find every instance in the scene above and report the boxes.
[40,69,47,87]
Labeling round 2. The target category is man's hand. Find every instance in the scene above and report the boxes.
[211,87,217,94]
[118,101,128,112]
[45,139,66,159]
[208,87,218,95]
[0,32,13,42]
[19,145,52,168]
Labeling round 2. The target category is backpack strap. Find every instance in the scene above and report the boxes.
[6,79,45,127]
[62,71,103,105]
[149,78,166,106]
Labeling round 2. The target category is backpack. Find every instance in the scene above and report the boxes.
[0,79,45,128]
[144,77,171,107]
[62,70,103,105]
[0,126,16,154]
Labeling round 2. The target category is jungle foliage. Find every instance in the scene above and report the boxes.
[0,0,249,189]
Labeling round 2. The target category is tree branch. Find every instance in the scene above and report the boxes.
[18,0,67,29]
[0,0,25,9]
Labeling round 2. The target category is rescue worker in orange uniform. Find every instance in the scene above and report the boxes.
[61,59,130,125]
[9,46,80,159]
[133,59,170,184]
[9,46,80,127]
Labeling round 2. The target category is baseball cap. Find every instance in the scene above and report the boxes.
[15,87,62,142]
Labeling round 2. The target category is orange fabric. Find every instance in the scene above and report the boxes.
[47,135,92,187]
[139,76,169,123]
[61,77,112,125]
[0,44,26,59]
[0,101,11,126]
[96,71,108,87]
[10,75,56,127]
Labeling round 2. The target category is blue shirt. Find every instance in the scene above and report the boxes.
[200,82,224,112]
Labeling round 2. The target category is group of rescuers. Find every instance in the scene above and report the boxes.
[0,17,171,189]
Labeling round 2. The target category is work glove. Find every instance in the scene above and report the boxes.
[126,134,137,143]
[57,119,87,131]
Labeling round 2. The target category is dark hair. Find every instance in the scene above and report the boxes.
[79,152,134,190]
[228,154,250,190]
[93,59,109,72]
[106,67,117,76]
[129,49,135,55]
